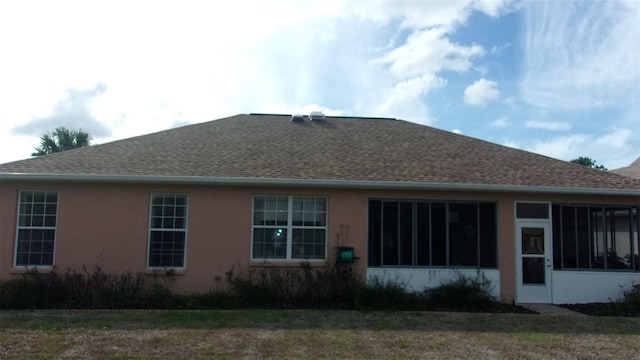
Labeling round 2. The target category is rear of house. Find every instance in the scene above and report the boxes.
[1,114,638,304]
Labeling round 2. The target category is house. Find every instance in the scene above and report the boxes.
[0,113,638,304]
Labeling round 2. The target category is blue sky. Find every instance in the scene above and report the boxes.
[0,0,638,169]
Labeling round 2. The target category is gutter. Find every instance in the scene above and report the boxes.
[1,173,639,197]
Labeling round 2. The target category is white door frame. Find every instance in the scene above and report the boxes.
[515,220,552,303]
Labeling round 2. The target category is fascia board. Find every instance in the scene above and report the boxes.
[1,173,639,197]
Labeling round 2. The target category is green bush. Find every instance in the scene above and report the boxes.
[617,282,640,313]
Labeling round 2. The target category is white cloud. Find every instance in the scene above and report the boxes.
[12,84,111,138]
[525,121,572,131]
[452,129,463,134]
[528,134,590,161]
[491,117,511,127]
[521,0,640,109]
[375,27,485,79]
[527,127,638,168]
[464,78,500,106]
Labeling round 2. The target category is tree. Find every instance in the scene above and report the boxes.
[32,127,92,156]
[570,156,607,170]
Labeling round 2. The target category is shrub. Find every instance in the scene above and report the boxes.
[0,267,152,309]
[616,282,640,315]
[224,263,358,309]
[1,266,502,312]
[424,273,497,311]
[0,277,46,309]
[353,277,422,310]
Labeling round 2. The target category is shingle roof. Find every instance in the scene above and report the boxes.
[1,114,639,192]
[611,157,640,179]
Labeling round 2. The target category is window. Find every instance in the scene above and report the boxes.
[368,200,497,268]
[552,205,639,271]
[252,195,327,260]
[148,194,188,268]
[15,191,58,267]
[516,203,549,219]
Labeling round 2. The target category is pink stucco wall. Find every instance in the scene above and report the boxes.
[1,181,638,302]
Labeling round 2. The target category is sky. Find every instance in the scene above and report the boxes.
[0,0,638,169]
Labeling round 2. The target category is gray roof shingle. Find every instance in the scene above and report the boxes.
[1,114,639,192]
[611,157,640,179]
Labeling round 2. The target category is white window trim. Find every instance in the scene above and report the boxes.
[147,193,189,270]
[251,195,328,261]
[13,190,58,268]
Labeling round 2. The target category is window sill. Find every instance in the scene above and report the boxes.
[249,260,328,268]
[10,266,54,274]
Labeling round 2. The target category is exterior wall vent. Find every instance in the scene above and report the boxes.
[309,111,325,121]
[291,114,305,123]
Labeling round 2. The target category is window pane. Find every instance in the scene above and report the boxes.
[449,203,478,266]
[252,228,287,259]
[21,191,34,203]
[522,227,544,254]
[292,211,303,226]
[33,192,46,203]
[45,204,57,215]
[552,205,562,269]
[292,229,325,259]
[163,206,175,217]
[517,203,549,219]
[149,231,185,267]
[431,203,447,266]
[522,258,545,284]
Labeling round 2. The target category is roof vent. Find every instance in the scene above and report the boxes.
[309,111,325,122]
[291,114,305,123]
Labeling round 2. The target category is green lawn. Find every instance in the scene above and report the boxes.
[0,310,638,359]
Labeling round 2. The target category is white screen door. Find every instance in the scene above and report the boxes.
[516,221,552,303]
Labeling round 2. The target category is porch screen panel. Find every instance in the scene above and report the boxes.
[633,208,639,271]
[368,200,382,267]
[382,202,399,266]
[576,206,590,268]
[607,208,632,269]
[561,206,577,268]
[368,199,497,269]
[590,207,605,269]
[399,202,413,265]
[430,203,447,266]
[416,203,430,266]
[448,203,478,266]
[479,203,497,268]
[552,204,639,271]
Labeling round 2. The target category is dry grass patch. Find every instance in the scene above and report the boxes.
[0,310,638,359]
